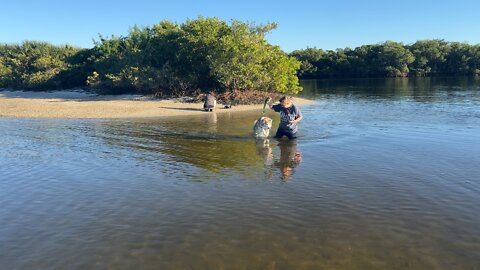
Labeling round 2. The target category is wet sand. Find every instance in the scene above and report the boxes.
[0,90,313,119]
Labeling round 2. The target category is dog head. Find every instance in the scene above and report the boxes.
[253,116,273,138]
[256,117,272,129]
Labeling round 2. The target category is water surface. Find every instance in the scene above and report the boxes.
[1,77,479,269]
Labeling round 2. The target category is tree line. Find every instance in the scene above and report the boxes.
[1,19,480,96]
[290,40,480,78]
[0,17,302,95]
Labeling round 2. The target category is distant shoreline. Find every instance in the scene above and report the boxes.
[0,89,313,119]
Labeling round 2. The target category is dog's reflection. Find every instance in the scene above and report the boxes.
[254,139,302,181]
[255,139,273,166]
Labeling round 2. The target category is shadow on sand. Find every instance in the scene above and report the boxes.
[0,89,148,102]
[159,106,205,112]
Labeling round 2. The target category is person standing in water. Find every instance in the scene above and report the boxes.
[203,92,216,112]
[269,96,303,139]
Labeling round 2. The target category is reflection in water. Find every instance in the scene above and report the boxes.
[253,139,303,181]
[275,140,302,181]
[254,139,273,166]
[97,111,284,175]
[98,116,307,182]
[203,111,218,133]
[300,76,480,103]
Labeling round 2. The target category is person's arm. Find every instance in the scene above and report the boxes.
[269,99,282,112]
[290,115,303,124]
[290,105,303,124]
[268,97,274,109]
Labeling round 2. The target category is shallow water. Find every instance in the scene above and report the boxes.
[1,77,480,269]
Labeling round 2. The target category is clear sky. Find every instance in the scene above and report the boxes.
[1,0,479,52]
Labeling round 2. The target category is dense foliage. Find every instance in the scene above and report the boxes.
[291,40,480,78]
[2,21,480,96]
[0,41,81,89]
[0,17,302,95]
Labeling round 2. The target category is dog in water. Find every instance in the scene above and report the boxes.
[253,116,273,139]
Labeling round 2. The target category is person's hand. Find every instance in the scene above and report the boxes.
[267,96,274,108]
[290,116,302,124]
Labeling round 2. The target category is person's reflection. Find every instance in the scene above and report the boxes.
[275,140,302,181]
[204,111,218,132]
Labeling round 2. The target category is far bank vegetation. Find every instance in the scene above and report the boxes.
[1,18,480,103]
[291,40,480,78]
[0,17,301,104]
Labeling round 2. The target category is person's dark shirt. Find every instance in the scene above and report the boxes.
[272,104,302,133]
[204,94,216,107]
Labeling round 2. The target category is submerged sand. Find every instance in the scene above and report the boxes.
[0,89,313,119]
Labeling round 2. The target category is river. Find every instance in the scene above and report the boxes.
[1,77,479,269]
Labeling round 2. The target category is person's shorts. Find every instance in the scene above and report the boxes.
[275,128,298,140]
[204,105,214,111]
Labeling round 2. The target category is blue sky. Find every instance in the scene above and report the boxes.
[1,0,479,52]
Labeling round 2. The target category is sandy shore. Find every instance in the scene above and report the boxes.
[0,89,314,119]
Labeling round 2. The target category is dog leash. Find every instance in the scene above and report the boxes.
[262,97,270,115]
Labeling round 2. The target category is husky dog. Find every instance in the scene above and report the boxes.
[253,116,273,139]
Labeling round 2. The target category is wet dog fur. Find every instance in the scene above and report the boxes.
[253,116,273,139]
